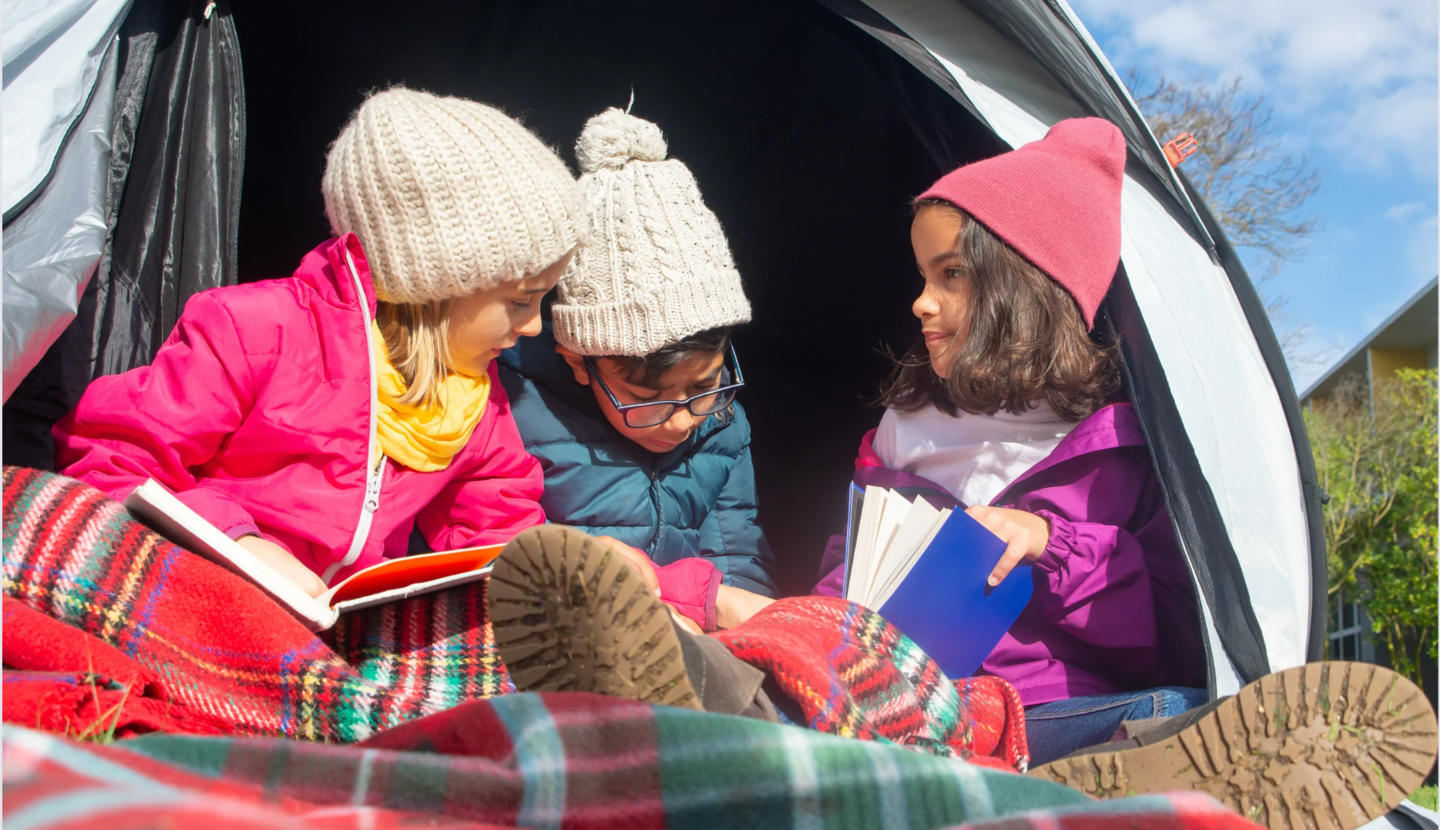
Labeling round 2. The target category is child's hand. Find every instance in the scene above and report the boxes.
[236,534,329,598]
[669,607,704,635]
[593,535,661,598]
[964,506,1051,587]
[715,584,775,629]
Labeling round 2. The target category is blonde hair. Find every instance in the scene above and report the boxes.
[376,300,453,406]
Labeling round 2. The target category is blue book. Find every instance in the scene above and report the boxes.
[842,484,1034,678]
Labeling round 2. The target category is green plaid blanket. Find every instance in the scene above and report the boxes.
[2,694,1263,829]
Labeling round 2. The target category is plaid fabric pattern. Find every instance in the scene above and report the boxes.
[2,466,512,742]
[714,596,1030,769]
[4,466,1025,767]
[2,697,1262,830]
[952,793,1269,830]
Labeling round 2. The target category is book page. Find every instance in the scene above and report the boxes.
[862,489,915,606]
[872,504,950,608]
[124,479,338,630]
[846,485,889,603]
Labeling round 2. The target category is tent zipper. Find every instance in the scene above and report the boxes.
[321,247,384,585]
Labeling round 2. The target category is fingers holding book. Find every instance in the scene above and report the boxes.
[965,506,1051,588]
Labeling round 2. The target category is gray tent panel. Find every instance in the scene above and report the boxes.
[2,40,117,402]
[2,0,133,219]
[3,0,245,468]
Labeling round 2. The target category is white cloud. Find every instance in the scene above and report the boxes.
[1383,202,1427,221]
[1070,0,1439,171]
[1330,82,1440,172]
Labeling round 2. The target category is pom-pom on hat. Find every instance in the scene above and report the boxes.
[322,87,583,305]
[552,108,752,356]
[918,117,1126,329]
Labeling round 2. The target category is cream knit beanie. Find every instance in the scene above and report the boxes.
[322,87,583,304]
[552,108,751,356]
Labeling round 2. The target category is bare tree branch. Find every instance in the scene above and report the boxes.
[1128,72,1321,279]
[1127,71,1322,363]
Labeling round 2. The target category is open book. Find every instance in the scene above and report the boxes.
[843,484,1033,677]
[124,479,505,632]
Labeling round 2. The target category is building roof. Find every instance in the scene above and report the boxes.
[1300,279,1439,402]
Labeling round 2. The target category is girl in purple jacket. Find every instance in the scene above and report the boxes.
[819,117,1208,764]
[808,116,1435,823]
[721,117,1205,765]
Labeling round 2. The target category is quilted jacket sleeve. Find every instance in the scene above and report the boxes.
[655,558,724,631]
[1005,443,1203,688]
[54,291,264,538]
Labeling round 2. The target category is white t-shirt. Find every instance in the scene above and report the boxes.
[872,403,1075,508]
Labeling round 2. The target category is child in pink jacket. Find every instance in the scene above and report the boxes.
[55,87,585,595]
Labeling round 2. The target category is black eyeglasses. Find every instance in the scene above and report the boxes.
[584,343,745,429]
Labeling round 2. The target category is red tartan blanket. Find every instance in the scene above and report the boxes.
[2,465,1023,767]
[714,596,1029,769]
[2,466,512,742]
[2,597,233,738]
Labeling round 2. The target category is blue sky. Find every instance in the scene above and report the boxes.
[1068,0,1438,392]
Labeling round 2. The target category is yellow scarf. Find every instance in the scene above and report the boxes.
[371,322,490,472]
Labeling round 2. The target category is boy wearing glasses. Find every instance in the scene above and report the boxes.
[497,108,776,645]
[487,112,1021,741]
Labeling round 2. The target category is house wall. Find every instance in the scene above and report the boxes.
[1366,347,1430,383]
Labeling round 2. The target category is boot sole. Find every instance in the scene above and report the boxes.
[488,525,700,710]
[1031,662,1438,830]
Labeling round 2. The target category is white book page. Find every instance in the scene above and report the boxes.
[124,479,339,630]
[847,485,889,603]
[863,489,915,605]
[873,504,953,609]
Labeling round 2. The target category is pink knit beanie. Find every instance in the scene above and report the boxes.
[917,117,1125,330]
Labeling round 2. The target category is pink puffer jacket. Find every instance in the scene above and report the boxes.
[55,235,545,585]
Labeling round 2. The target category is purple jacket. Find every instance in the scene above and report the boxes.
[815,403,1205,706]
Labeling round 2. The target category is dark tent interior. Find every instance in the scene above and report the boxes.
[234,0,1007,593]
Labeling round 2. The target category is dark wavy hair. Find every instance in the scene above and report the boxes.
[881,200,1120,422]
[604,327,731,389]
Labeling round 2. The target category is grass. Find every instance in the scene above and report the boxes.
[1410,785,1437,811]
[63,652,132,744]
[71,673,131,743]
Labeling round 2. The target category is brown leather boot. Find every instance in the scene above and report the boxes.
[488,525,701,710]
[1031,662,1438,830]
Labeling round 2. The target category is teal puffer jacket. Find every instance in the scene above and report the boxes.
[497,329,777,596]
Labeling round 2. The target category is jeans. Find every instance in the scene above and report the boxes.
[1024,686,1208,765]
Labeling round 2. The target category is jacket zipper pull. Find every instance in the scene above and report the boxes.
[364,454,384,512]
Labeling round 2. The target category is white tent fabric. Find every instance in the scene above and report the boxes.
[3,0,131,215]
[863,0,1312,693]
[1,0,129,401]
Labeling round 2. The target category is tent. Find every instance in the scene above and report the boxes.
[3,0,243,469]
[3,0,1324,702]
